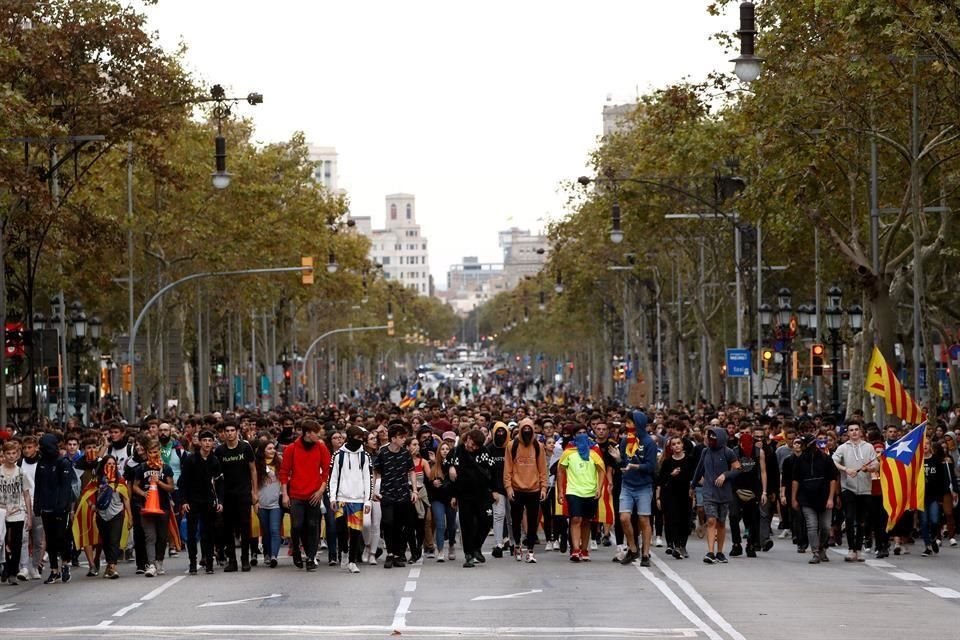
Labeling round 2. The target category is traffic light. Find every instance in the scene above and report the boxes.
[5,322,25,360]
[811,343,825,376]
[122,364,132,392]
[301,256,314,285]
[387,320,394,337]
[761,348,774,373]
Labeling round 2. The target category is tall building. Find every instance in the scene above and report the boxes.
[499,227,549,290]
[602,102,634,137]
[308,145,339,193]
[352,194,432,296]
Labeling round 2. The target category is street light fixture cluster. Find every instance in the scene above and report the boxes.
[208,84,264,190]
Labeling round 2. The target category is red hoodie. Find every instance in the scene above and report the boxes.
[279,437,331,500]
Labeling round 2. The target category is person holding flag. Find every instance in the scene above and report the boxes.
[879,422,927,549]
[399,380,421,410]
[557,424,606,562]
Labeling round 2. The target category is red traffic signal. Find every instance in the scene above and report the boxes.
[811,344,825,376]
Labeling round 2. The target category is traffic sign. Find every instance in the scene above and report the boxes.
[950,344,960,365]
[726,348,752,378]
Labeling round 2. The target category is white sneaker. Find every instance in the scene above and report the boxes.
[16,569,28,581]
[778,530,789,539]
[590,540,598,550]
[361,549,370,564]
[29,568,41,580]
[655,536,665,548]
[144,564,157,577]
[320,540,328,550]
[347,562,360,574]
[525,551,537,564]
[951,538,958,547]
[368,555,378,566]
[447,547,456,561]
[425,550,436,559]
[156,561,165,576]
[516,547,524,562]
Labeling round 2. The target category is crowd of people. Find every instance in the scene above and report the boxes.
[0,390,957,585]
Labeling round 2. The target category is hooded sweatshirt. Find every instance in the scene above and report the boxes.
[503,428,547,493]
[487,422,509,494]
[619,411,659,490]
[691,427,740,503]
[33,433,75,514]
[279,436,332,501]
[832,438,875,495]
[329,445,373,504]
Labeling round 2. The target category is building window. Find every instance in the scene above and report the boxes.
[422,243,427,250]
[390,204,397,220]
[406,204,412,219]
[395,243,401,250]
[381,257,390,265]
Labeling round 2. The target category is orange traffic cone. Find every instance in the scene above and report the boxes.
[142,477,164,515]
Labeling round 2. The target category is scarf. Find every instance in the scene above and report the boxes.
[624,425,639,458]
[574,433,592,461]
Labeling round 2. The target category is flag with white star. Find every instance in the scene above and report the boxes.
[880,422,927,531]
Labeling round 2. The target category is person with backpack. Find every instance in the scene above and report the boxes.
[33,433,77,584]
[503,417,547,563]
[329,425,372,573]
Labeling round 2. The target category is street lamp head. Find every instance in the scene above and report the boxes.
[827,285,842,312]
[246,92,264,105]
[89,316,102,340]
[847,304,864,332]
[776,303,792,328]
[577,176,593,186]
[796,304,811,329]
[72,310,87,339]
[759,303,772,328]
[610,229,624,244]
[327,251,338,274]
[610,201,623,244]
[211,171,232,189]
[212,135,230,189]
[825,307,842,331]
[731,1,763,84]
[776,287,792,309]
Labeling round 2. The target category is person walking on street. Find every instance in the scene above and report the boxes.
[329,425,373,573]
[617,411,658,567]
[832,423,877,561]
[691,426,741,564]
[280,419,332,572]
[558,425,605,563]
[504,418,547,563]
[179,430,224,575]
[215,419,258,572]
[34,433,76,584]
[131,439,174,577]
[792,434,839,564]
[446,428,495,568]
[0,441,33,586]
[374,423,416,569]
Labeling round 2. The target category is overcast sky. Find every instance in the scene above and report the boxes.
[143,0,740,289]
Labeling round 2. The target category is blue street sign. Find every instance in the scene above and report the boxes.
[726,348,752,378]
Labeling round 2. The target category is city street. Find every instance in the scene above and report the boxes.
[0,533,955,639]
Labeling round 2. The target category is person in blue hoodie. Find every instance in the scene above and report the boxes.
[618,410,659,567]
[691,427,741,564]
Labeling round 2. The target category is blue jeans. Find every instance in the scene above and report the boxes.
[431,500,457,551]
[258,507,282,559]
[920,500,942,547]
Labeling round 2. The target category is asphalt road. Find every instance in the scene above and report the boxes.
[0,533,957,639]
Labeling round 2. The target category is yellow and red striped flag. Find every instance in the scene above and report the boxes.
[864,346,924,424]
[880,422,927,530]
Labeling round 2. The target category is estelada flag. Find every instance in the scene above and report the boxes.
[864,346,925,424]
[399,381,420,409]
[73,480,131,550]
[880,422,927,530]
[553,444,613,525]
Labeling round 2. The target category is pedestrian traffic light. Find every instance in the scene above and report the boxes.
[761,348,773,373]
[301,256,314,285]
[387,319,394,337]
[811,343,825,376]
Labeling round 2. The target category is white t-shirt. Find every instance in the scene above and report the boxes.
[0,464,33,522]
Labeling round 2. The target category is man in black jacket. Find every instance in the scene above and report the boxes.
[179,431,224,574]
[446,429,494,568]
[33,433,76,584]
[791,434,839,564]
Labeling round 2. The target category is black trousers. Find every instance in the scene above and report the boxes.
[289,499,322,561]
[458,497,489,555]
[186,504,217,565]
[96,515,124,565]
[730,497,760,548]
[381,500,414,559]
[335,514,366,564]
[869,494,889,551]
[663,491,691,550]
[40,512,69,571]
[4,520,24,577]
[842,490,871,552]
[221,498,252,564]
[510,490,542,550]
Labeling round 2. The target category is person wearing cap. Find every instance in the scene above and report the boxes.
[504,417,547,563]
[179,430,224,574]
[791,433,839,564]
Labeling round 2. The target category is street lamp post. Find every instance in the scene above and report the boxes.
[760,288,794,415]
[67,301,101,425]
[824,286,864,420]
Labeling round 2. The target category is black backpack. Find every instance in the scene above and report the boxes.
[510,438,541,462]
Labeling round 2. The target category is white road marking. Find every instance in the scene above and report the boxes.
[924,587,960,598]
[404,581,417,592]
[96,620,113,627]
[635,566,723,640]
[408,568,421,578]
[0,624,701,637]
[888,571,930,582]
[650,553,748,640]
[111,602,143,617]
[866,559,895,568]
[392,596,413,629]
[472,588,543,601]
[197,593,282,608]
[0,603,19,613]
[140,575,186,601]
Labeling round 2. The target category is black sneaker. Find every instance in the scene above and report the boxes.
[223,562,238,573]
[384,556,395,569]
[293,555,304,569]
[921,547,933,557]
[305,559,317,572]
[462,558,476,568]
[189,562,198,575]
[491,546,503,558]
[61,565,71,583]
[269,558,278,568]
[746,546,757,558]
[762,539,774,552]
[729,544,743,557]
[703,552,716,564]
[393,558,406,568]
[639,555,651,567]
[933,540,940,554]
[716,552,728,563]
[680,547,689,558]
[620,549,638,565]
[473,551,486,564]
[241,562,251,572]
[205,565,215,574]
[250,556,258,567]
[86,568,98,578]
[666,547,675,558]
